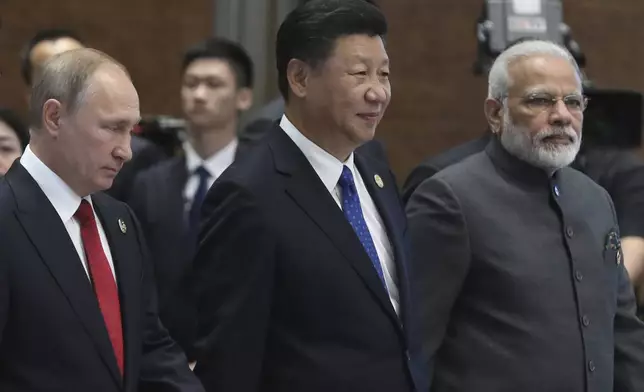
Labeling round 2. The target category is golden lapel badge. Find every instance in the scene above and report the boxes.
[374,174,384,189]
[118,219,127,234]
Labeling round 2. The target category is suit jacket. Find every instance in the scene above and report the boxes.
[107,134,167,202]
[401,133,491,204]
[406,138,644,391]
[129,138,254,359]
[0,162,204,392]
[191,124,427,392]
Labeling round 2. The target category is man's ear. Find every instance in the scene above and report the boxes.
[286,59,311,99]
[236,87,253,112]
[484,98,504,134]
[42,99,64,138]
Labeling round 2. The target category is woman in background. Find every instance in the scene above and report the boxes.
[0,107,28,176]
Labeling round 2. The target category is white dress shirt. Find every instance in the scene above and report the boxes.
[279,115,400,314]
[20,145,117,282]
[183,138,238,210]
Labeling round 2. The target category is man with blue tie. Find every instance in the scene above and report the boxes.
[190,1,426,391]
[129,38,256,360]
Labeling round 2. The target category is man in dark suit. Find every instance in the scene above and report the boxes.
[407,40,644,391]
[129,38,256,359]
[20,29,166,202]
[0,48,203,391]
[190,1,426,391]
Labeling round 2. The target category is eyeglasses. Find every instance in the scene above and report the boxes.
[519,93,589,114]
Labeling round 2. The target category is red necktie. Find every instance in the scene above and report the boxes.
[75,199,124,376]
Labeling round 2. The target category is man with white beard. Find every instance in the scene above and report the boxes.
[406,40,644,392]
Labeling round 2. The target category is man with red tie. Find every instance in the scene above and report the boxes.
[0,48,204,391]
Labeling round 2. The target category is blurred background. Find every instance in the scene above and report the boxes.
[2,0,644,182]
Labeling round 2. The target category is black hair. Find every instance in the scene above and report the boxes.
[0,108,29,150]
[276,0,387,101]
[20,29,83,85]
[182,38,254,89]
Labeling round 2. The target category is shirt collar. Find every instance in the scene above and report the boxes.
[183,138,238,178]
[20,145,91,223]
[279,114,355,194]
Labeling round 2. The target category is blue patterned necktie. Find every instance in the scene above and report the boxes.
[188,165,211,234]
[337,165,386,288]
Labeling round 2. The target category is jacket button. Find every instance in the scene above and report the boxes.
[588,360,595,372]
[566,226,574,238]
[575,270,583,281]
[582,315,590,327]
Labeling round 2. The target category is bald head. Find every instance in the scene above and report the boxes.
[29,48,130,130]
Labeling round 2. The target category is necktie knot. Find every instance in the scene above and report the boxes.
[338,165,357,194]
[194,165,211,181]
[75,199,95,227]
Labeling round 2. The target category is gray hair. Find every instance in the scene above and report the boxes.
[28,48,129,130]
[487,40,582,100]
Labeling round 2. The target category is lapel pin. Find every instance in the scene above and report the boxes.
[118,219,127,234]
[374,174,384,189]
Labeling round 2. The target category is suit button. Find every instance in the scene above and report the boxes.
[566,226,574,238]
[405,350,411,362]
[575,270,583,281]
[582,315,590,327]
[588,360,596,372]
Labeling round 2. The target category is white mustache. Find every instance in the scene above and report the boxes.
[534,127,578,144]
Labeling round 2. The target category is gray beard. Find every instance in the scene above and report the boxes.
[499,111,581,173]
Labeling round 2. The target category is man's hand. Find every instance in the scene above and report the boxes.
[621,236,644,303]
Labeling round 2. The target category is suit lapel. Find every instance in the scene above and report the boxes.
[92,194,141,388]
[354,152,411,326]
[268,127,401,330]
[166,158,190,230]
[8,164,122,387]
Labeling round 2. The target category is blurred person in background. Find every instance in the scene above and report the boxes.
[21,28,166,202]
[129,37,256,361]
[20,29,84,100]
[0,108,28,176]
